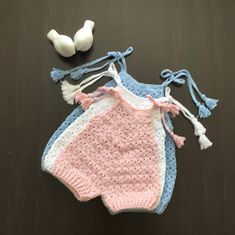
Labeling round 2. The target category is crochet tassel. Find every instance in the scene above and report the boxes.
[152,99,180,118]
[63,92,76,105]
[201,95,219,110]
[198,134,213,150]
[193,119,206,136]
[168,69,219,118]
[74,91,90,103]
[198,104,211,118]
[80,97,94,110]
[160,106,186,149]
[50,68,66,83]
[61,81,81,105]
[172,134,186,148]
[164,86,213,150]
[74,90,104,108]
[193,119,212,150]
[168,104,180,118]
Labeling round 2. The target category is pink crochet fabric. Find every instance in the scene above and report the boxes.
[52,87,181,213]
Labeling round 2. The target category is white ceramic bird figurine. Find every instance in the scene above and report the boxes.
[47,29,76,57]
[74,20,95,52]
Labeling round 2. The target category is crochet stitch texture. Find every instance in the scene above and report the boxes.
[41,72,176,214]
[43,97,116,172]
[52,88,164,213]
[42,47,218,214]
[43,86,168,212]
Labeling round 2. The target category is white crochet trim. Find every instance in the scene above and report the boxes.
[151,109,166,208]
[43,87,166,207]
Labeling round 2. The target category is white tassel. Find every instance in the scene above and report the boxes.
[192,119,212,150]
[164,89,213,151]
[61,81,81,105]
[193,119,206,136]
[198,134,213,150]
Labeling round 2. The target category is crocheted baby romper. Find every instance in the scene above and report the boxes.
[41,55,177,214]
[42,47,218,213]
[43,82,174,209]
[51,86,181,213]
[43,64,182,212]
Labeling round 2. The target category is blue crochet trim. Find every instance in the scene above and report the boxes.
[161,69,219,119]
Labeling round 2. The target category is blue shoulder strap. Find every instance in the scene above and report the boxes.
[50,47,133,83]
[160,69,219,119]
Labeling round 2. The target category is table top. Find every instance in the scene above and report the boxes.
[0,0,234,235]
